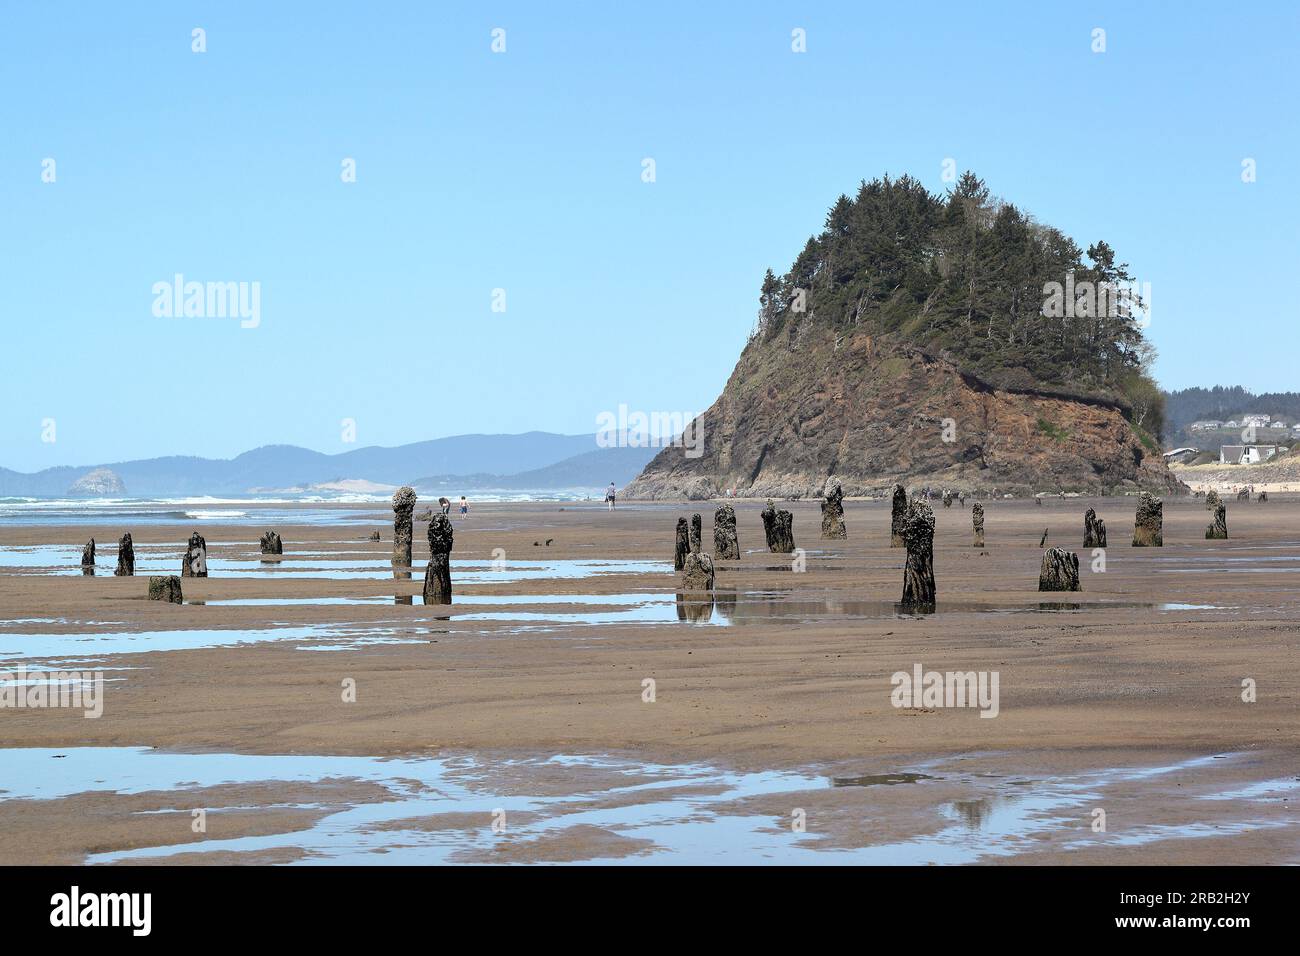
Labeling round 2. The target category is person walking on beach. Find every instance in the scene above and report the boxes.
[606,482,617,510]
[438,496,451,516]
[459,496,468,518]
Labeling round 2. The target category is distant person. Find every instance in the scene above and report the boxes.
[459,495,468,518]
[438,496,451,516]
[606,482,617,510]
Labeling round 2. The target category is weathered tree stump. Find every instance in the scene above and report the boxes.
[681,550,715,590]
[971,503,984,548]
[689,513,703,554]
[81,539,95,575]
[1205,490,1221,512]
[1237,489,1250,501]
[1132,492,1163,547]
[181,532,208,577]
[1206,503,1228,539]
[820,479,847,539]
[761,500,795,553]
[899,500,936,610]
[713,504,739,559]
[1038,548,1080,592]
[392,486,417,568]
[890,484,907,547]
[942,490,954,509]
[147,575,184,604]
[259,530,283,555]
[674,517,691,570]
[114,533,134,576]
[369,530,381,541]
[422,514,454,605]
[1258,492,1268,502]
[1083,508,1108,548]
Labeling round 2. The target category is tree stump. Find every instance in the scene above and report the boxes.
[682,551,715,590]
[423,514,454,604]
[392,486,417,568]
[761,500,795,553]
[971,503,984,548]
[899,500,936,610]
[1205,490,1221,512]
[674,518,691,571]
[941,490,954,509]
[1084,508,1107,548]
[114,533,134,576]
[890,483,907,547]
[713,504,739,559]
[147,575,184,604]
[1038,548,1080,592]
[181,532,208,577]
[1258,492,1268,502]
[1132,492,1163,547]
[81,539,95,576]
[259,530,283,555]
[820,479,847,539]
[1206,502,1228,539]
[1237,489,1250,501]
[369,530,381,541]
[689,513,703,554]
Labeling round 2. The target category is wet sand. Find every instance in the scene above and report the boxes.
[1,496,1296,863]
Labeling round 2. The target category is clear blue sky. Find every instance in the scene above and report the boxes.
[3,1,1296,471]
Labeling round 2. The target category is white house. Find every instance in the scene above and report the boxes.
[1219,444,1279,464]
[1242,414,1272,427]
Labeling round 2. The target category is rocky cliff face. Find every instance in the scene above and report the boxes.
[67,467,126,496]
[625,327,1184,500]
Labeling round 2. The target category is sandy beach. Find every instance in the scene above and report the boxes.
[1,496,1296,864]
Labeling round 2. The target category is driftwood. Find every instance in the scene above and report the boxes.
[1038,548,1080,592]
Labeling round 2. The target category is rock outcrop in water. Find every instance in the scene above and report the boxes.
[423,514,454,604]
[67,467,126,496]
[1083,508,1107,548]
[81,539,95,575]
[1038,548,1081,591]
[181,532,208,577]
[114,533,134,576]
[674,518,691,571]
[681,550,715,590]
[820,479,846,539]
[1206,502,1228,540]
[713,504,739,559]
[890,484,907,547]
[761,500,795,553]
[392,486,417,568]
[899,499,936,610]
[148,575,183,604]
[971,503,984,548]
[259,530,283,555]
[1132,492,1163,547]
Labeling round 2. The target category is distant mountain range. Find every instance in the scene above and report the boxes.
[0,433,658,497]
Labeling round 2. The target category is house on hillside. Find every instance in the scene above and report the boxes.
[1188,420,1222,431]
[1219,444,1280,464]
[1242,414,1272,427]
